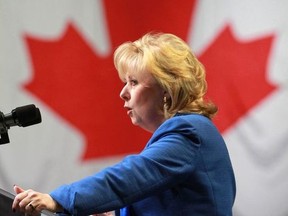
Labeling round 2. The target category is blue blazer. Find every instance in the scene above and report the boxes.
[51,113,236,216]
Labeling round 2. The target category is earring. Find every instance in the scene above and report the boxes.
[163,96,168,118]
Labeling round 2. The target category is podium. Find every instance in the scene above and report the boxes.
[0,188,54,216]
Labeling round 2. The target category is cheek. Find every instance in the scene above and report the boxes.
[131,89,142,104]
[131,84,163,112]
[138,90,163,112]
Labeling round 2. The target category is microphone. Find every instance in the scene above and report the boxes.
[0,104,42,144]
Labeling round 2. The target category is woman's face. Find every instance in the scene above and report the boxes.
[120,69,166,133]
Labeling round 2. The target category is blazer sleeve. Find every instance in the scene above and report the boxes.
[50,117,202,215]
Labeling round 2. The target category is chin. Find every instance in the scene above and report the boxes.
[131,118,141,127]
[130,118,138,126]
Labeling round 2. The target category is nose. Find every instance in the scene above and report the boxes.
[120,84,130,101]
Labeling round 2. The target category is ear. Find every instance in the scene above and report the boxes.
[163,91,171,100]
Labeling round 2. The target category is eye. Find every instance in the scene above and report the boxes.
[130,79,138,86]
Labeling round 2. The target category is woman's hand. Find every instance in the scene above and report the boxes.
[12,185,63,215]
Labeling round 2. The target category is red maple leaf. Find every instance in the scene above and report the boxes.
[23,0,197,161]
[200,26,277,132]
[22,1,277,161]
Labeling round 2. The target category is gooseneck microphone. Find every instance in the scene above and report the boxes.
[0,104,42,144]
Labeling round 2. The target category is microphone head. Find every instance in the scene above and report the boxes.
[12,104,42,127]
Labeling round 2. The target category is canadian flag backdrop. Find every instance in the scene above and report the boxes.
[0,1,287,215]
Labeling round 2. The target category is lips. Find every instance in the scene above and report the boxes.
[127,110,133,116]
[124,106,132,116]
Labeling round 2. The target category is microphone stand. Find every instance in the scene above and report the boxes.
[0,132,9,144]
[0,111,10,144]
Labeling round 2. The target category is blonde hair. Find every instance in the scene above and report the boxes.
[114,32,217,119]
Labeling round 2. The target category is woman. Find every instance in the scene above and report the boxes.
[12,32,236,215]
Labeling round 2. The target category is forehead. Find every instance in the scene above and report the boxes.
[125,68,157,84]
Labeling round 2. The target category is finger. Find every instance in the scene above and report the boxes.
[13,189,36,213]
[23,192,43,215]
[28,203,36,212]
[14,185,25,194]
[12,187,29,211]
[25,202,37,215]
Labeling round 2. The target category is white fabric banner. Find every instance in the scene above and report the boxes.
[0,1,287,215]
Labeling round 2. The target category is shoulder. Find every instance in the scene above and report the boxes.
[149,113,219,144]
[149,114,208,141]
[159,113,214,132]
